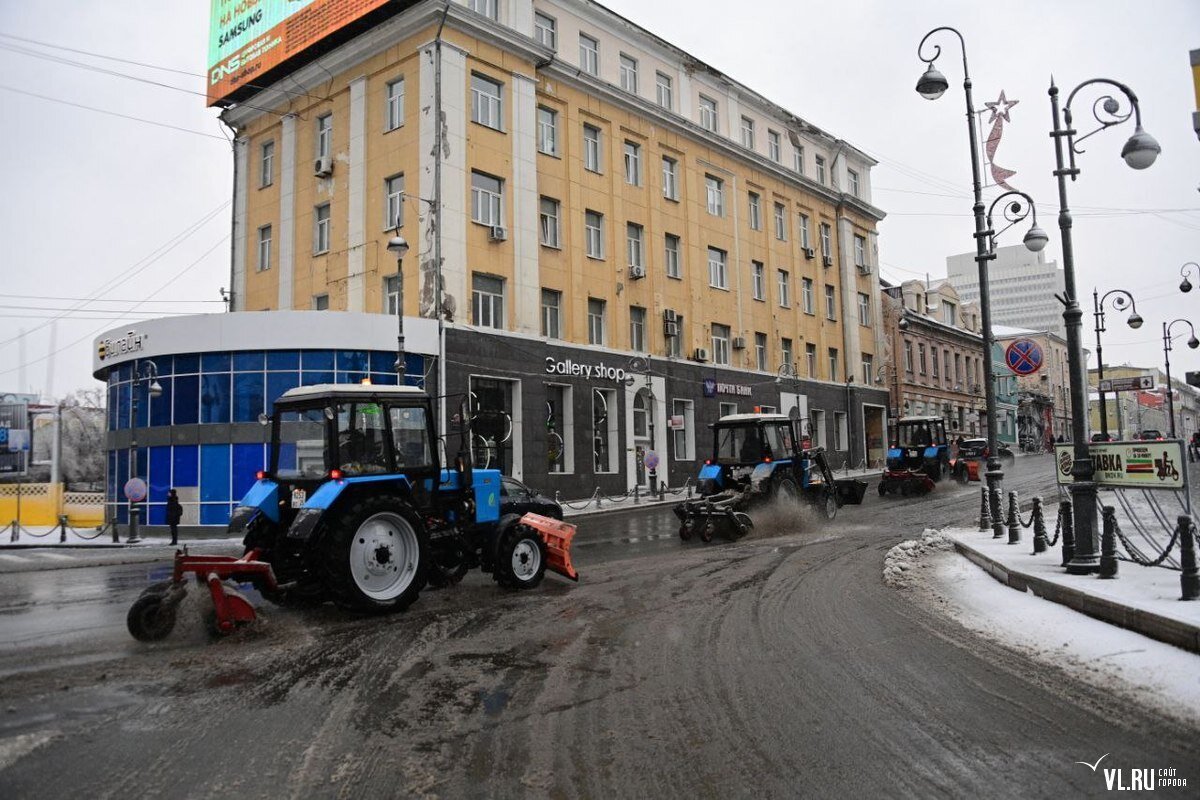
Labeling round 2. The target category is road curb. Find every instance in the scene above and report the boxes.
[950,538,1200,655]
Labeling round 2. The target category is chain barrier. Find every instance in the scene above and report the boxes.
[557,488,600,511]
[1111,513,1184,570]
[556,479,694,512]
[67,524,112,541]
[1048,502,1062,547]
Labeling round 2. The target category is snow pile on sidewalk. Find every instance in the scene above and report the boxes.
[882,529,954,588]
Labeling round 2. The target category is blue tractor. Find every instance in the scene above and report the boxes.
[878,415,950,496]
[126,384,578,641]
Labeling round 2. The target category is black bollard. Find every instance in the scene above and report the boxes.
[1060,500,1075,568]
[991,487,1005,539]
[58,514,69,544]
[1031,497,1048,554]
[1099,505,1119,579]
[978,486,991,532]
[1006,491,1021,545]
[1180,515,1199,601]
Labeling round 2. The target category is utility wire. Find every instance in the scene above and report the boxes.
[0,85,228,141]
[2,294,224,304]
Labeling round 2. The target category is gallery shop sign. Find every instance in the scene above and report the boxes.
[545,357,629,383]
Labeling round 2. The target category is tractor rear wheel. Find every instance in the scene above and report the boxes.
[773,476,802,506]
[322,495,428,613]
[127,594,177,642]
[493,523,547,590]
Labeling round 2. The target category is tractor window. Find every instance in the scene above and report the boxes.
[336,402,390,475]
[276,408,329,478]
[898,423,934,448]
[390,405,432,470]
[763,423,793,458]
[716,425,766,464]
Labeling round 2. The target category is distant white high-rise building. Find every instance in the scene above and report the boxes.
[947,245,1066,337]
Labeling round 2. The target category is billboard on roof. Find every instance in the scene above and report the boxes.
[207,0,392,106]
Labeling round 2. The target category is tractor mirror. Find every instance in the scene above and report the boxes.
[324,407,335,421]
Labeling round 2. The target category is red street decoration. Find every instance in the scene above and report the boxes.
[983,90,1019,190]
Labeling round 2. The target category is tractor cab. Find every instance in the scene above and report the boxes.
[879,416,951,495]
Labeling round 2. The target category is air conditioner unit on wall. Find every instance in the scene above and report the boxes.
[313,155,332,176]
[822,254,833,267]
[663,308,678,323]
[803,247,815,259]
[732,336,746,350]
[856,262,872,275]
[489,226,508,242]
[664,321,679,337]
[629,265,645,279]
[693,347,709,362]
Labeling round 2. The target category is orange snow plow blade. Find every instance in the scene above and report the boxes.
[520,512,579,581]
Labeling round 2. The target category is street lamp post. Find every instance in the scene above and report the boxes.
[1049,76,1160,574]
[392,191,445,430]
[1092,288,1143,439]
[386,236,409,383]
[1180,262,1198,294]
[127,360,162,544]
[776,361,801,422]
[1162,319,1200,438]
[845,376,855,472]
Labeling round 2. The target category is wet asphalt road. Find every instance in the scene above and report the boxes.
[1,455,1196,797]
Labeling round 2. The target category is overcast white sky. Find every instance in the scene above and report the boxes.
[0,0,1196,399]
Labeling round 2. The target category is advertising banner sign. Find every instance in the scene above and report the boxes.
[1055,440,1187,490]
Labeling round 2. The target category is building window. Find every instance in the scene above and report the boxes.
[585,210,604,258]
[904,340,914,373]
[583,124,602,172]
[667,313,683,358]
[384,274,401,315]
[794,145,804,175]
[626,223,644,269]
[256,224,271,271]
[707,246,727,289]
[385,174,404,230]
[815,155,826,184]
[587,298,606,345]
[539,196,560,247]
[471,74,502,130]
[740,116,755,149]
[313,203,330,253]
[944,350,952,384]
[810,408,825,448]
[546,383,572,473]
[672,399,694,460]
[833,411,847,451]
[472,274,505,328]
[799,213,811,249]
[699,95,718,132]
[534,12,557,50]
[316,114,332,159]
[537,106,558,155]
[705,174,724,216]
[954,352,962,384]
[828,348,839,382]
[944,301,957,327]
[931,347,940,378]
[820,222,832,260]
[777,269,790,308]
[579,34,599,76]
[260,140,274,187]
[711,323,731,366]
[385,78,405,131]
[630,306,647,352]
[719,401,739,418]
[854,235,867,268]
[862,353,874,385]
[767,130,781,162]
[781,338,793,370]
[656,71,673,109]
[755,332,768,371]
[751,261,765,300]
[806,343,817,377]
[313,293,329,310]
[774,202,787,240]
[541,289,561,338]
[467,0,497,19]
[470,171,503,226]
[825,284,836,320]
[848,169,860,197]
[623,141,642,185]
[665,233,681,279]
[619,53,638,93]
[802,277,814,314]
[857,292,870,326]
[594,387,617,473]
[918,343,927,375]
[747,192,761,230]
[662,156,678,200]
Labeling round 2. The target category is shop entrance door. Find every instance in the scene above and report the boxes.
[632,388,654,488]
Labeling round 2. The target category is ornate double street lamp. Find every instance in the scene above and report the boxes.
[915,29,1047,537]
[127,360,162,545]
[1049,75,1161,574]
[1092,288,1143,439]
[1162,319,1200,438]
[1180,262,1198,294]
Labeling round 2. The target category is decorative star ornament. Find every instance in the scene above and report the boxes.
[985,90,1019,124]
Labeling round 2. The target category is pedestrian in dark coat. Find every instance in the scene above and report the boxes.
[166,489,183,545]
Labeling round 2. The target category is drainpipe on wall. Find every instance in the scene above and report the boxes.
[433,2,449,435]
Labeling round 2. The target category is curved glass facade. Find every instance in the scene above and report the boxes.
[105,349,425,526]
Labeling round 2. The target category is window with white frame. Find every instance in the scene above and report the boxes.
[662,156,678,200]
[699,95,718,132]
[777,269,790,308]
[534,12,556,50]
[815,155,826,184]
[629,306,646,352]
[755,332,768,371]
[707,246,727,289]
[905,341,914,373]
[656,71,673,109]
[820,222,832,259]
[719,401,738,418]
[944,301,957,327]
[767,129,781,162]
[546,383,572,473]
[470,171,503,226]
[667,313,683,357]
[260,140,274,188]
[541,289,561,338]
[619,53,638,93]
[665,233,681,279]
[385,174,404,230]
[472,274,505,328]
[672,399,694,460]
[471,74,502,130]
[385,78,405,131]
[384,274,400,315]
[862,353,874,385]
[858,292,871,326]
[579,34,598,76]
[833,411,847,451]
[810,408,825,447]
[740,116,755,149]
[314,293,329,310]
[711,323,731,365]
[623,141,642,185]
[854,234,866,267]
[806,343,817,377]
[585,210,604,258]
[626,223,644,269]
[467,0,497,19]
[313,203,330,253]
[802,277,814,314]
[751,261,765,300]
[848,169,860,197]
[539,196,560,247]
[705,174,724,216]
[537,106,557,155]
[257,224,271,271]
[747,192,761,229]
[781,338,793,369]
[583,123,602,172]
[774,202,786,240]
[794,144,805,174]
[918,343,927,375]
[931,346,940,378]
[587,298,606,345]
[799,213,811,249]
[828,348,839,382]
[825,284,836,320]
[316,114,331,158]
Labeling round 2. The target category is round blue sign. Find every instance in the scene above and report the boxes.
[1005,339,1044,376]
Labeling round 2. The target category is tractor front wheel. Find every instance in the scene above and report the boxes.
[322,496,428,613]
[127,594,178,642]
[493,524,547,590]
[821,491,838,520]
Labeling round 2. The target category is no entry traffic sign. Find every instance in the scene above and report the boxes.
[1005,339,1044,376]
